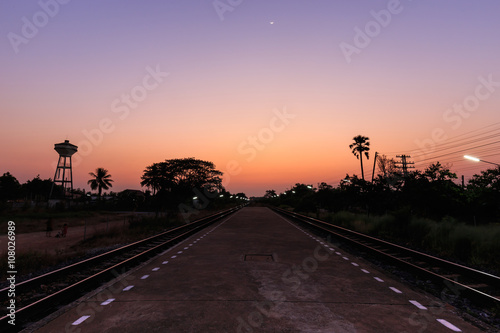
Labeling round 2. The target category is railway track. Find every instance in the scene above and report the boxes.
[272,207,500,315]
[0,205,243,332]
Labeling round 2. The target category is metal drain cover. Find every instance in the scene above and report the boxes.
[244,254,274,262]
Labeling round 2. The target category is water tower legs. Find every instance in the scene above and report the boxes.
[50,155,74,199]
[49,140,78,201]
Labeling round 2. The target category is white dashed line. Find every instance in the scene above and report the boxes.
[329,248,335,251]
[361,269,370,274]
[123,285,134,291]
[152,267,160,271]
[342,257,349,260]
[409,300,427,310]
[184,247,189,250]
[436,319,462,332]
[100,298,115,306]
[162,261,169,264]
[171,255,177,259]
[72,315,91,325]
[141,275,149,280]
[335,252,342,255]
[374,277,384,282]
[177,251,183,254]
[351,262,359,266]
[389,287,402,294]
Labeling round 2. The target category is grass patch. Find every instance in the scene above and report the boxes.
[0,210,115,234]
[318,210,500,273]
[73,215,183,251]
[0,249,81,282]
[0,206,236,281]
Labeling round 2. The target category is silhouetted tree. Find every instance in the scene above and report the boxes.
[467,166,500,222]
[349,135,370,181]
[88,168,113,199]
[318,182,333,191]
[468,166,500,190]
[377,154,397,177]
[140,162,169,195]
[0,172,22,203]
[141,158,223,208]
[402,163,461,218]
[235,192,248,199]
[279,184,316,212]
[22,175,54,202]
[264,190,277,198]
[422,162,457,182]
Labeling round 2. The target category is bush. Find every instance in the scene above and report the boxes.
[321,210,499,273]
[332,211,357,229]
[449,225,475,262]
[408,217,433,247]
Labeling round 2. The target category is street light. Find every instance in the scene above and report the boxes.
[464,155,500,167]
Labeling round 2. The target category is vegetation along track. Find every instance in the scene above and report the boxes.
[272,207,500,316]
[0,205,244,332]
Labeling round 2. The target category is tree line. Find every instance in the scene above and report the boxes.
[0,158,246,213]
[262,135,500,224]
[0,168,114,209]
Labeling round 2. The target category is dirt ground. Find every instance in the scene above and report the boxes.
[0,212,147,256]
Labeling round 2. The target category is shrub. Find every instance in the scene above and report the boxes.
[322,210,499,273]
[408,217,433,247]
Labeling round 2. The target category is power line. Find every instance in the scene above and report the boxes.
[413,140,500,165]
[412,133,500,159]
[384,122,500,157]
[412,123,500,153]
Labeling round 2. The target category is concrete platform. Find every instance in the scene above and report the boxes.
[28,207,485,332]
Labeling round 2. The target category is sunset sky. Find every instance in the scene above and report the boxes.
[1,0,499,197]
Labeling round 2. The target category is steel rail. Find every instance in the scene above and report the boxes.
[1,206,239,298]
[272,207,500,312]
[0,205,243,332]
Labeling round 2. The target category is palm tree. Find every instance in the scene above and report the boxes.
[88,168,113,199]
[349,135,370,181]
[264,189,277,198]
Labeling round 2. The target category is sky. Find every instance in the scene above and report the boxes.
[1,0,499,197]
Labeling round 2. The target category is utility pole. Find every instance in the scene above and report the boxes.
[396,154,415,177]
[371,152,378,182]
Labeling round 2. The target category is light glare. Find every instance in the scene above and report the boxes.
[464,155,480,162]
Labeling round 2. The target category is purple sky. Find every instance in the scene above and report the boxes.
[1,0,499,196]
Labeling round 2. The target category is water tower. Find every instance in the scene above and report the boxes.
[49,140,78,199]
